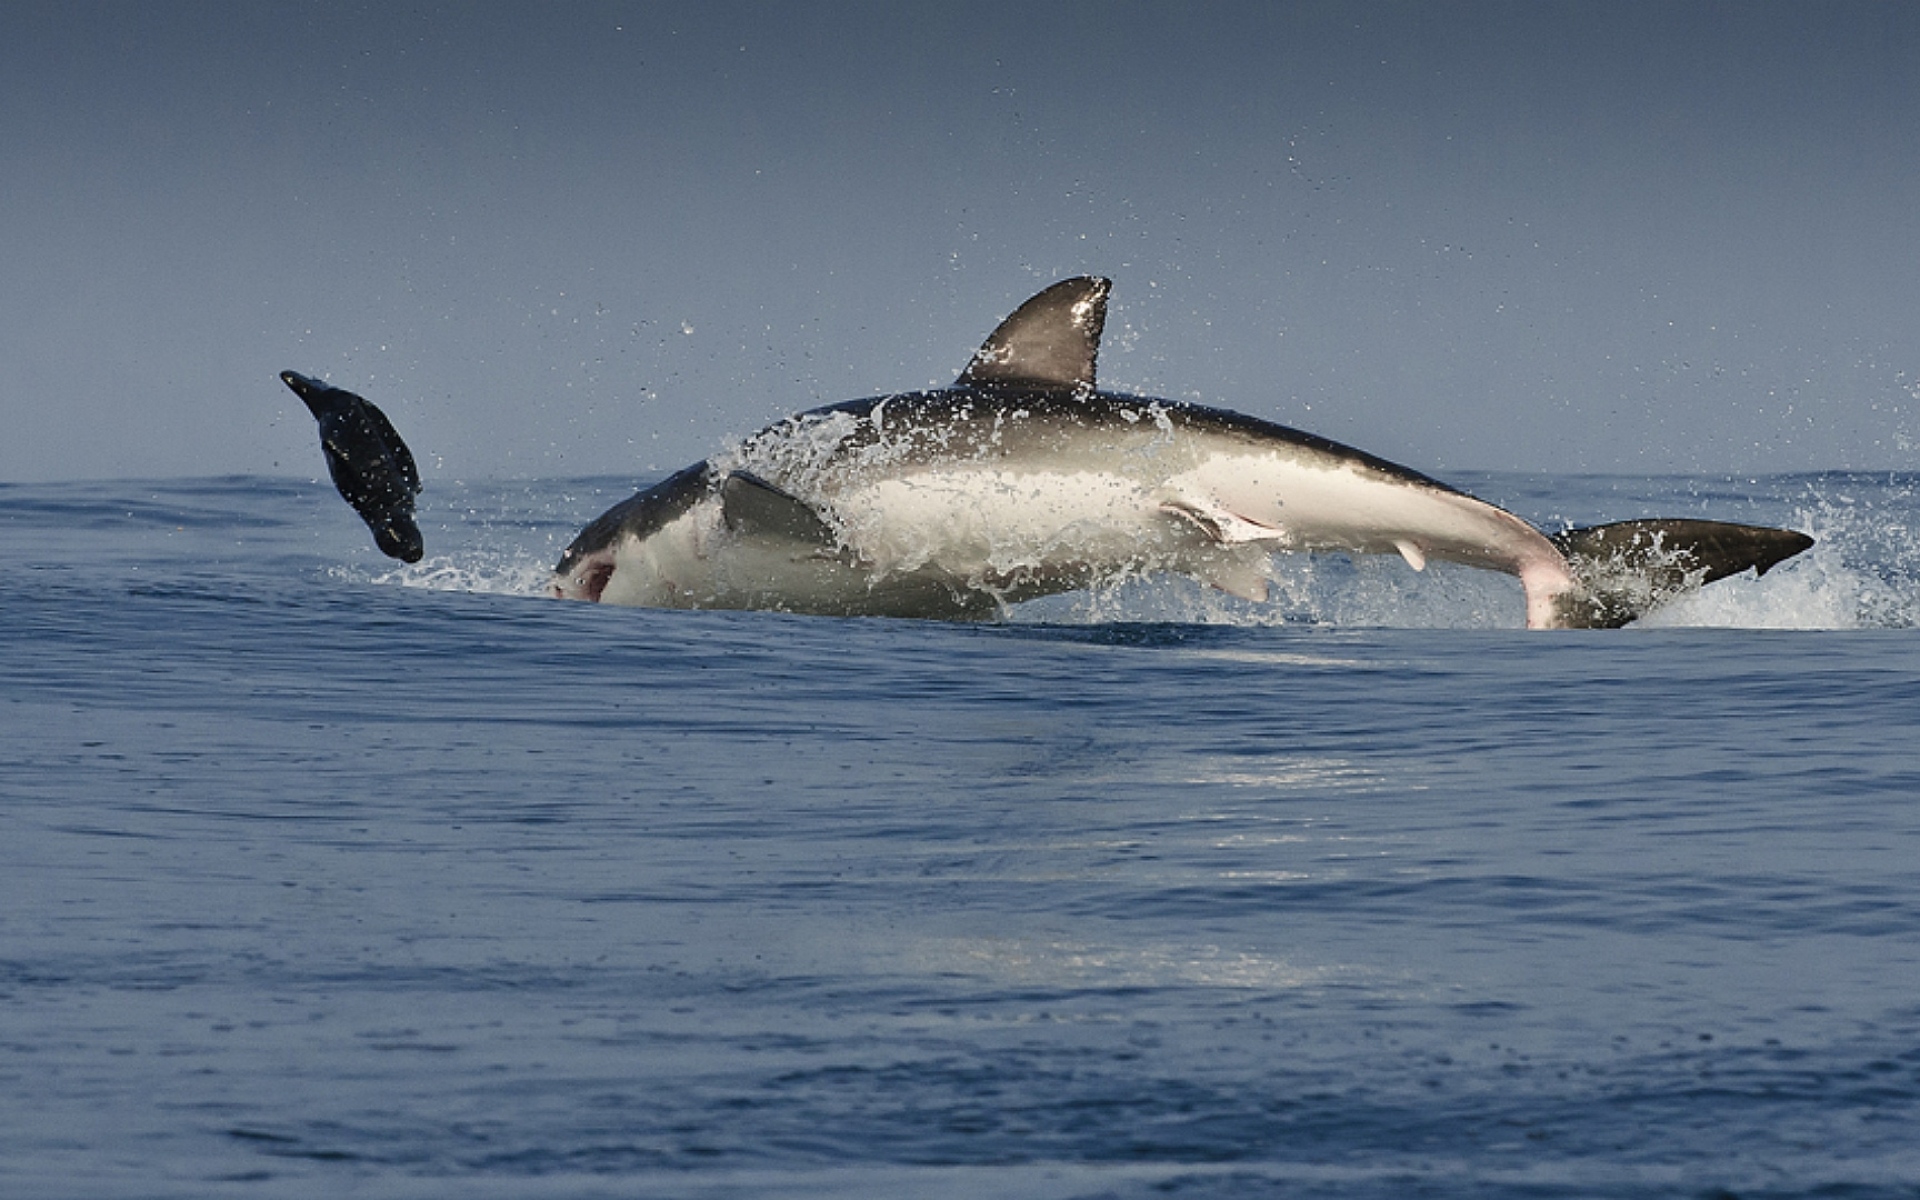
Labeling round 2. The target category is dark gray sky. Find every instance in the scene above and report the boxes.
[4,1,1918,481]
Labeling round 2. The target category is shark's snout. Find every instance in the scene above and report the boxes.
[551,551,615,602]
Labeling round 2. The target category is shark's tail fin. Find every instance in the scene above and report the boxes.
[1545,519,1814,629]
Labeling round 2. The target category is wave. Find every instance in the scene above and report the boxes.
[384,472,1920,630]
[14,472,1910,630]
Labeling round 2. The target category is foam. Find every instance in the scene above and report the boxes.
[344,553,554,598]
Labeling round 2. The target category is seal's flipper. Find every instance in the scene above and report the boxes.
[369,515,425,563]
[956,276,1110,393]
[1549,519,1814,628]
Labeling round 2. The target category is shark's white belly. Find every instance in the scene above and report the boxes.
[834,468,1178,576]
[599,442,1571,620]
[600,467,1195,614]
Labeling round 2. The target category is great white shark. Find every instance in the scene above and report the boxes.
[549,277,1812,628]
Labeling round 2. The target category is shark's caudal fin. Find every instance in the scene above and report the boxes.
[1546,519,1815,629]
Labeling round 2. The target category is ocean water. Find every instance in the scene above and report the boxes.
[4,471,1919,1199]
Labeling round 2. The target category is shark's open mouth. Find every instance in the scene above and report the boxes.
[552,554,615,603]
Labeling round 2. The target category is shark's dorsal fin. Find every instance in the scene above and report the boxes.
[956,276,1111,393]
[720,471,838,545]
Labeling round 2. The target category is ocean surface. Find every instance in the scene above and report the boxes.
[4,470,1919,1199]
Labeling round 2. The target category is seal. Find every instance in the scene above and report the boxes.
[281,370,424,563]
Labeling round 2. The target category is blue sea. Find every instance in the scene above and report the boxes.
[4,470,1919,1199]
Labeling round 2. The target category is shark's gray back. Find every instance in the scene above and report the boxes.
[787,388,1466,497]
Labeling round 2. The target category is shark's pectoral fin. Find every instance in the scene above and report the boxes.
[1160,497,1285,545]
[720,472,839,546]
[1156,498,1278,601]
